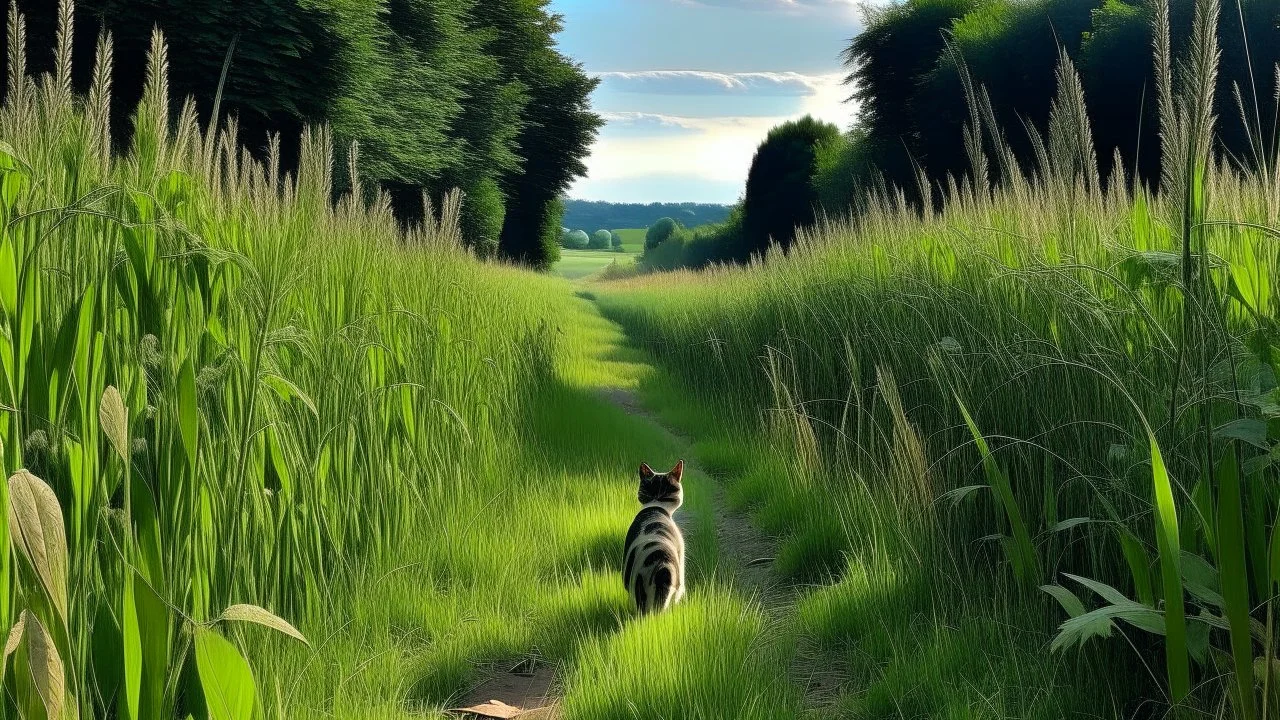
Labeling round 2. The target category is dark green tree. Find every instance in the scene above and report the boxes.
[590,229,612,250]
[469,0,602,270]
[740,116,841,260]
[645,217,682,251]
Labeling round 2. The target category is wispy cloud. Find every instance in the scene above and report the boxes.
[593,70,836,97]
[673,0,859,14]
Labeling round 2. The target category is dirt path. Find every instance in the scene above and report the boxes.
[452,302,841,719]
[597,387,784,606]
[596,386,845,709]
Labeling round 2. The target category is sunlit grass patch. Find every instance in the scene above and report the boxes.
[561,589,803,720]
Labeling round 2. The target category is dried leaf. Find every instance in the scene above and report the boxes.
[9,470,69,624]
[25,612,65,720]
[448,699,525,719]
[217,604,309,646]
[100,385,129,462]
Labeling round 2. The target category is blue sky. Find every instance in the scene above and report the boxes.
[548,0,866,204]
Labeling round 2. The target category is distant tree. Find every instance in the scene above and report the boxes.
[590,229,612,250]
[740,116,841,260]
[610,231,623,249]
[564,229,590,250]
[560,199,732,231]
[645,217,682,251]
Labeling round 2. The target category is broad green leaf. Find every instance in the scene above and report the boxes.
[1041,584,1086,618]
[1216,449,1255,719]
[1148,430,1189,701]
[100,386,129,463]
[1214,418,1269,449]
[1117,529,1154,606]
[1179,551,1223,609]
[262,373,318,420]
[134,573,170,718]
[0,232,16,318]
[938,484,986,507]
[8,471,69,625]
[178,356,199,467]
[217,604,309,646]
[954,393,1039,584]
[1064,572,1134,607]
[121,575,141,720]
[1051,602,1165,652]
[194,628,256,720]
[1048,517,1093,533]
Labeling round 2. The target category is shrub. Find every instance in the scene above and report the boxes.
[590,229,613,250]
[610,231,623,249]
[740,116,841,260]
[645,217,682,250]
[563,229,590,250]
[813,130,874,216]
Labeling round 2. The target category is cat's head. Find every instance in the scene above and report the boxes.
[638,460,683,509]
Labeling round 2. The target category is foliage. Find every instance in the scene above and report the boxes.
[563,229,591,250]
[813,128,873,215]
[841,0,1280,206]
[460,177,506,258]
[739,116,841,260]
[590,229,612,250]
[644,217,682,251]
[610,230,623,249]
[479,0,602,269]
[4,0,600,269]
[599,5,1280,711]
[560,199,733,232]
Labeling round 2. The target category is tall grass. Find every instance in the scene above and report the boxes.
[0,1,654,714]
[596,0,1279,712]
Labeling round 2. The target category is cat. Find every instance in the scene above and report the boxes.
[622,460,686,614]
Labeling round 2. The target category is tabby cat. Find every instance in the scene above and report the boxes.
[622,461,686,614]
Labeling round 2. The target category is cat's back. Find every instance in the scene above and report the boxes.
[622,505,685,613]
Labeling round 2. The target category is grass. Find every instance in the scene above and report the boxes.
[611,228,647,254]
[5,0,1280,717]
[553,248,635,280]
[0,5,764,717]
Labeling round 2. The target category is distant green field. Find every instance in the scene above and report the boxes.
[555,249,634,279]
[613,228,646,253]
[553,230,644,279]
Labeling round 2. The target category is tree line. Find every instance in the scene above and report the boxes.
[0,0,601,269]
[560,199,732,233]
[642,0,1280,270]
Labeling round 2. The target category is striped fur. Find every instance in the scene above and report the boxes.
[623,461,686,614]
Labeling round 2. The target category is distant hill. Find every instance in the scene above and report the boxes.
[562,199,733,232]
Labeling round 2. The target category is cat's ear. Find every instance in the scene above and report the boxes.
[640,463,655,480]
[669,460,684,484]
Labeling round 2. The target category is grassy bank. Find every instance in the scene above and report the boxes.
[0,9,816,716]
[596,77,1278,719]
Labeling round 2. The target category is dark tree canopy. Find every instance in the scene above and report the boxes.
[740,116,841,259]
[842,0,1280,203]
[1,0,600,269]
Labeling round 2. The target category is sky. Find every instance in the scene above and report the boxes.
[547,0,867,205]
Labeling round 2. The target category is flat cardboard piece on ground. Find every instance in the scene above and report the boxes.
[448,699,524,719]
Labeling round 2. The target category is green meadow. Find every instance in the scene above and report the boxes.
[0,0,1278,719]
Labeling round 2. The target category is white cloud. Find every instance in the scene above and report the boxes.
[574,71,858,202]
[593,70,834,97]
[672,0,860,15]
